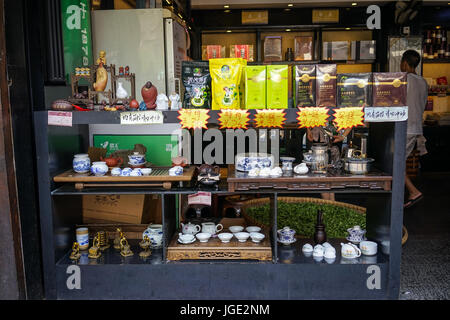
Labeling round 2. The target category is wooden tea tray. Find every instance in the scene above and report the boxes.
[53,166,195,190]
[167,231,272,261]
[227,169,392,192]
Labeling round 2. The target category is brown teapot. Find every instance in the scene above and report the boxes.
[100,155,123,168]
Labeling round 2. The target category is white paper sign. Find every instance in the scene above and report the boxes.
[120,111,164,125]
[48,111,73,127]
[188,192,212,206]
[364,107,408,122]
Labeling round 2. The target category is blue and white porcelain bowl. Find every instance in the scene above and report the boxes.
[277,226,296,242]
[111,167,122,176]
[120,167,132,176]
[169,166,183,176]
[130,169,142,176]
[90,161,108,176]
[235,153,274,172]
[128,152,145,165]
[73,154,91,173]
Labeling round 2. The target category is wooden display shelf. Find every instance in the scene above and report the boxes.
[227,169,392,192]
[53,166,195,190]
[167,231,272,261]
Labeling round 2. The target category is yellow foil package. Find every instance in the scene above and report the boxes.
[210,58,247,110]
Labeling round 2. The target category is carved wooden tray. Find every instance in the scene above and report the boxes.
[167,231,272,261]
[227,169,392,192]
[53,166,195,190]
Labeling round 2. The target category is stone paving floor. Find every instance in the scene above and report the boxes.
[399,172,450,300]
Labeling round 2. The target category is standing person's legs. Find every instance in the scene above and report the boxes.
[404,135,423,208]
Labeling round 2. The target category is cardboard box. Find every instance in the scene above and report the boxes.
[82,194,161,224]
[202,45,226,60]
[267,65,288,109]
[230,45,254,62]
[245,66,266,109]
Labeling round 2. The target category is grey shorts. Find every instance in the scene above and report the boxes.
[406,134,428,158]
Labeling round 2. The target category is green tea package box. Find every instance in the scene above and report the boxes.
[245,66,266,109]
[267,65,288,109]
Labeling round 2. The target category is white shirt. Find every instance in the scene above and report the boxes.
[406,73,428,135]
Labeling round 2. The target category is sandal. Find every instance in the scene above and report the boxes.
[404,194,424,209]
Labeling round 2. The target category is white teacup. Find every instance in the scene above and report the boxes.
[313,246,324,257]
[360,241,378,256]
[314,244,324,252]
[178,233,195,243]
[302,243,313,253]
[324,247,336,259]
[341,242,362,259]
[322,242,333,249]
[218,232,233,243]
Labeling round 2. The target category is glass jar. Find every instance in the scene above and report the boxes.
[311,144,328,174]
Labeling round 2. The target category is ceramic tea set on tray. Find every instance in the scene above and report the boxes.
[235,153,310,177]
[72,144,186,177]
[177,221,265,245]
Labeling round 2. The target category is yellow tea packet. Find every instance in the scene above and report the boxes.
[210,58,246,109]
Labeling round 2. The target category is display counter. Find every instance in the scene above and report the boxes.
[34,110,406,300]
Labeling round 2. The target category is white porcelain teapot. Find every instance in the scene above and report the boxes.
[341,242,362,259]
[181,222,201,235]
[201,222,223,236]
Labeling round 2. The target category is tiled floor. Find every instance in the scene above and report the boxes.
[399,172,450,300]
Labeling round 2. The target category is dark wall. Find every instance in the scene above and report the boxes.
[4,0,45,299]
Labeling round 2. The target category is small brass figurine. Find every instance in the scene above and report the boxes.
[88,236,102,259]
[69,242,81,260]
[96,50,106,65]
[120,237,134,257]
[139,235,152,258]
[97,231,110,251]
[114,228,124,250]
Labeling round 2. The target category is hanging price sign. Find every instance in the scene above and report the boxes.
[218,109,250,129]
[253,110,286,128]
[177,109,210,129]
[332,107,365,130]
[296,107,329,128]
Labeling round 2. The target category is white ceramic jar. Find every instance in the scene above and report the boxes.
[73,154,91,173]
[90,161,108,176]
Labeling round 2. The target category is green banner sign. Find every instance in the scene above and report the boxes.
[61,0,93,83]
